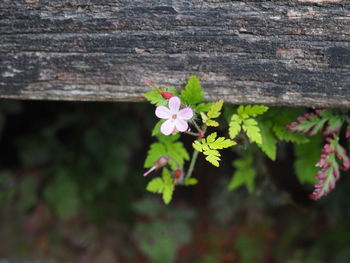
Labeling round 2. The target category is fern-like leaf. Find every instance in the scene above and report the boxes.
[204,149,221,167]
[192,133,235,167]
[257,121,276,161]
[310,136,350,200]
[228,153,256,193]
[207,100,223,119]
[242,118,262,144]
[144,90,167,106]
[229,114,242,139]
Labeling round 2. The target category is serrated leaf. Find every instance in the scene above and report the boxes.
[181,76,204,105]
[157,133,180,143]
[194,103,213,113]
[210,137,236,150]
[244,105,269,116]
[163,184,174,204]
[185,178,198,186]
[323,117,343,136]
[195,134,235,167]
[264,107,309,144]
[273,125,309,144]
[162,169,174,204]
[165,142,189,170]
[144,143,167,168]
[229,114,242,139]
[207,100,223,119]
[237,106,247,118]
[228,154,256,193]
[257,121,276,161]
[287,112,327,136]
[146,178,164,193]
[242,118,262,144]
[206,132,217,143]
[193,140,203,152]
[144,90,167,106]
[206,119,219,127]
[200,112,208,123]
[204,149,221,167]
[162,168,173,184]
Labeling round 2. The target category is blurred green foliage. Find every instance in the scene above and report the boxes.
[0,100,349,263]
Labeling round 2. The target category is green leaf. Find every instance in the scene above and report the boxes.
[192,140,203,152]
[162,168,173,184]
[162,169,174,204]
[144,90,167,106]
[228,154,256,193]
[200,112,208,122]
[229,114,242,139]
[146,178,164,193]
[206,119,219,127]
[257,121,277,161]
[204,149,221,167]
[144,143,167,168]
[146,169,175,204]
[266,107,309,144]
[152,120,165,137]
[273,125,309,144]
[185,178,198,186]
[145,133,188,170]
[242,118,262,144]
[163,184,174,204]
[194,134,235,167]
[206,132,217,143]
[181,76,204,105]
[194,103,213,113]
[294,135,322,184]
[209,137,236,150]
[157,133,180,143]
[243,105,269,116]
[165,141,189,170]
[207,99,223,119]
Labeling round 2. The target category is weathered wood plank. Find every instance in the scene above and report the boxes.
[0,0,349,107]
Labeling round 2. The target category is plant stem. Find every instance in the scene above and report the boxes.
[192,120,202,133]
[185,131,200,137]
[186,148,199,179]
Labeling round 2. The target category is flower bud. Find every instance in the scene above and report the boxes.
[155,156,169,167]
[173,169,183,180]
[143,156,169,176]
[161,91,174,100]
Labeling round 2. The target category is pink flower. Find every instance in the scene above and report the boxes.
[155,96,194,135]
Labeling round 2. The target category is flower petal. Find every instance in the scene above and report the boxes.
[174,119,188,132]
[168,96,181,113]
[178,107,194,120]
[155,106,171,119]
[161,119,176,135]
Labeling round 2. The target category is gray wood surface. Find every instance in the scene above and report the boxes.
[1,0,350,107]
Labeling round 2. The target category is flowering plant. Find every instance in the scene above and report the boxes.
[143,76,350,204]
[287,110,350,200]
[143,76,236,203]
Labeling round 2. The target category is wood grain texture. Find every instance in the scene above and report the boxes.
[0,0,350,107]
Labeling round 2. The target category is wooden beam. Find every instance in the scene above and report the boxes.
[1,0,349,107]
